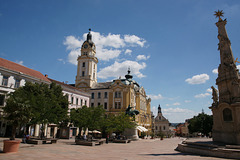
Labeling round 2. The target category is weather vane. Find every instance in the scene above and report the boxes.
[214,10,224,21]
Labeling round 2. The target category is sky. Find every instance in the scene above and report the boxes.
[1,0,240,123]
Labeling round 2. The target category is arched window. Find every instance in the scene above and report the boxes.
[223,108,233,122]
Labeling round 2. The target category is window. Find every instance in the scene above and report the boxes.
[98,92,101,98]
[160,126,162,131]
[104,92,108,98]
[115,91,121,98]
[98,103,101,106]
[82,62,85,67]
[155,126,158,130]
[115,102,121,109]
[2,76,8,86]
[76,98,78,105]
[91,103,94,107]
[163,126,166,130]
[80,99,83,106]
[104,102,107,109]
[85,100,87,106]
[223,108,233,121]
[71,97,74,104]
[159,116,161,120]
[15,79,20,88]
[0,95,5,106]
[91,93,94,99]
[82,71,85,77]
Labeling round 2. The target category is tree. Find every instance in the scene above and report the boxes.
[30,82,69,138]
[104,112,136,134]
[188,112,213,136]
[4,84,33,140]
[4,82,69,139]
[70,105,105,132]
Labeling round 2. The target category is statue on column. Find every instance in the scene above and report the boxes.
[211,86,219,107]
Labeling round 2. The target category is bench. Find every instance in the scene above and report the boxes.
[27,139,43,145]
[27,138,58,145]
[75,140,96,146]
[93,139,104,145]
[113,139,131,143]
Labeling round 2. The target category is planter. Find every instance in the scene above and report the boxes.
[3,140,21,153]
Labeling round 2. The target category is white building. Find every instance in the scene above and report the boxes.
[48,78,90,139]
[0,57,51,137]
[0,58,90,138]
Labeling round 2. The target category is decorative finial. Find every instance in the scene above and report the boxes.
[128,67,130,74]
[214,10,224,21]
[89,28,91,32]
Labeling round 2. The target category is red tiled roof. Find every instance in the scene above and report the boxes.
[48,78,90,95]
[0,58,50,83]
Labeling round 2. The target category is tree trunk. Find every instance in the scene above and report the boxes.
[10,125,17,140]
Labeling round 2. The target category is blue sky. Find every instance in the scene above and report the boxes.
[1,0,240,122]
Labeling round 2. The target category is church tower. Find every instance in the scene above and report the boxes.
[75,29,98,90]
[210,11,240,144]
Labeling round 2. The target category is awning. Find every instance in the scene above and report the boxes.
[136,126,148,132]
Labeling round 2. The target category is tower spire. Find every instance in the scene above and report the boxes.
[215,10,240,104]
[158,104,162,113]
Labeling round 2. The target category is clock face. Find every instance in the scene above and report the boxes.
[84,44,88,49]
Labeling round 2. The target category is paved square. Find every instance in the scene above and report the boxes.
[0,137,228,160]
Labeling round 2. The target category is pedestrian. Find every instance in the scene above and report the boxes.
[22,132,27,143]
[106,135,109,144]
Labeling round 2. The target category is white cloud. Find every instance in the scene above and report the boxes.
[212,68,218,74]
[125,49,132,55]
[98,60,146,79]
[16,60,24,65]
[148,94,164,100]
[173,102,180,106]
[206,88,212,93]
[237,65,240,70]
[58,59,66,64]
[185,74,210,84]
[162,108,198,123]
[184,100,191,103]
[124,35,146,47]
[194,93,211,98]
[136,55,150,61]
[166,104,170,106]
[63,31,147,65]
[151,106,158,117]
[63,36,83,50]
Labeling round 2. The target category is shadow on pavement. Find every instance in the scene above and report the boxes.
[139,152,188,156]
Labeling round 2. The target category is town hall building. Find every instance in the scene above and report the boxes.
[74,29,152,138]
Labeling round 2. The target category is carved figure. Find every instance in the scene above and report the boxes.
[211,86,219,106]
[125,105,139,117]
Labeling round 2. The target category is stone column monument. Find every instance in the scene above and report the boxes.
[209,10,240,144]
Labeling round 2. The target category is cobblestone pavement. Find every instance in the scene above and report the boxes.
[0,137,228,160]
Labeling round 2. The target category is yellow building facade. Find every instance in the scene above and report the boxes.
[75,30,152,137]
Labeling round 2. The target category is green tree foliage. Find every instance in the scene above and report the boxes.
[4,82,69,139]
[188,112,213,136]
[104,113,136,134]
[4,86,33,140]
[70,105,105,131]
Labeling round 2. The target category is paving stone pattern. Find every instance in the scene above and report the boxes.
[0,137,228,160]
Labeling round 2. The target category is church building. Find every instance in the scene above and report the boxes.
[74,29,152,137]
[154,104,170,136]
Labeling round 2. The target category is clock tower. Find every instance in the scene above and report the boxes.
[75,29,98,90]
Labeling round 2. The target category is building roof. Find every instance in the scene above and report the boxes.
[48,77,90,97]
[0,58,50,83]
[91,82,112,90]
